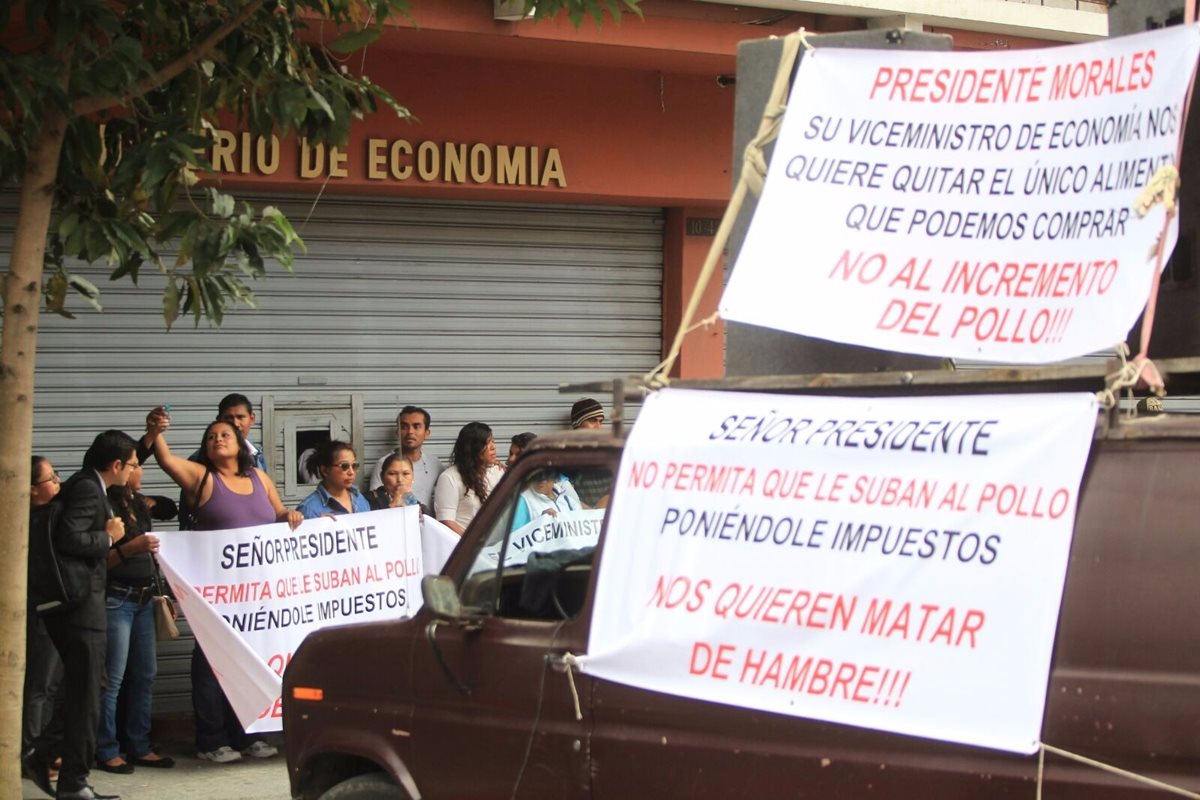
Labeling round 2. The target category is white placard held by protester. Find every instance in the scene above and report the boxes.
[479,508,606,568]
[580,388,1097,754]
[157,506,423,732]
[721,24,1200,363]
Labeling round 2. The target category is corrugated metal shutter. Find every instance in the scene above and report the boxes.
[6,192,663,713]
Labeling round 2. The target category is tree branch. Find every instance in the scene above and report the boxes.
[73,0,267,117]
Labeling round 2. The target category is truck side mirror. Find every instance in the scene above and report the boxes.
[422,575,462,619]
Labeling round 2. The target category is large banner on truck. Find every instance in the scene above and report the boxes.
[721,24,1200,363]
[580,388,1097,754]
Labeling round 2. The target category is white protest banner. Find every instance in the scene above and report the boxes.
[421,516,462,576]
[479,508,606,567]
[721,24,1200,363]
[580,388,1097,754]
[158,506,422,732]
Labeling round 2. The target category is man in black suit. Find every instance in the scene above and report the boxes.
[25,431,136,800]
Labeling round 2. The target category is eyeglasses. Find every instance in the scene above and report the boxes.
[334,462,360,472]
[33,472,61,486]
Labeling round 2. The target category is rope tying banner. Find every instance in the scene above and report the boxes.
[1038,743,1200,799]
[646,31,806,386]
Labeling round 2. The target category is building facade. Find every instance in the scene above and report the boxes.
[7,0,1108,711]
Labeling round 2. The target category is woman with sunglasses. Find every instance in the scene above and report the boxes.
[298,440,371,519]
[24,457,63,791]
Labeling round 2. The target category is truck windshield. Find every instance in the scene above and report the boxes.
[459,462,614,621]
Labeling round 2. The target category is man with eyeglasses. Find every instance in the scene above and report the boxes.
[24,431,138,800]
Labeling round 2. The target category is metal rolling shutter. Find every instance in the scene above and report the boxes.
[8,193,663,713]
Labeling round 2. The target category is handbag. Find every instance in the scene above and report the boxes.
[28,498,84,616]
[150,557,179,641]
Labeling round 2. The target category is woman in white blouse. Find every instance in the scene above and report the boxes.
[433,422,504,535]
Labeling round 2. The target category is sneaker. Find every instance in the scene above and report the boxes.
[241,741,278,759]
[197,746,242,763]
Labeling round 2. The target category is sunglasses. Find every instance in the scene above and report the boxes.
[334,462,360,472]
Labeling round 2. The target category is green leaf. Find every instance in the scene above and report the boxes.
[44,270,69,314]
[327,26,381,54]
[163,280,180,328]
[307,88,335,120]
[58,212,80,241]
[187,276,203,325]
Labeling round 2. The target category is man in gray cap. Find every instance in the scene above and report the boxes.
[567,398,609,507]
[570,398,605,430]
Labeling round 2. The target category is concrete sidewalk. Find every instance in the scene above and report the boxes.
[22,737,291,800]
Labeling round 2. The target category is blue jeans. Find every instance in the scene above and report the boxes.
[97,590,157,760]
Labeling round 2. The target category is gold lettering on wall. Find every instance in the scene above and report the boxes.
[444,143,467,184]
[497,145,525,185]
[208,130,567,188]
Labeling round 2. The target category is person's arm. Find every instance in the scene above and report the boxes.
[107,533,159,568]
[136,406,171,465]
[152,432,207,497]
[260,468,303,529]
[144,495,178,522]
[433,471,465,535]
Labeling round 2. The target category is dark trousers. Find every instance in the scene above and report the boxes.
[42,618,105,793]
[191,645,257,753]
[23,605,64,756]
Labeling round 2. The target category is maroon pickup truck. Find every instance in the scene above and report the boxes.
[282,379,1200,799]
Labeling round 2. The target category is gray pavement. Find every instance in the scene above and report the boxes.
[22,737,291,800]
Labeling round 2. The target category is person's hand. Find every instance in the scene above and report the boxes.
[388,491,403,509]
[541,508,558,518]
[125,534,160,555]
[145,407,170,437]
[106,516,126,542]
[285,509,304,530]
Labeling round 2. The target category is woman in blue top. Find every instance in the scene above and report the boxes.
[298,441,372,518]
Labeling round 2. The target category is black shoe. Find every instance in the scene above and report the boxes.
[127,752,174,769]
[56,784,121,800]
[94,758,134,775]
[20,748,54,797]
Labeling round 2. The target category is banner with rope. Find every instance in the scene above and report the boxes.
[719,24,1200,367]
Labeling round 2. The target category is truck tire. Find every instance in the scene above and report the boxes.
[319,772,406,800]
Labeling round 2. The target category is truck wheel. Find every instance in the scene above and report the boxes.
[319,772,406,800]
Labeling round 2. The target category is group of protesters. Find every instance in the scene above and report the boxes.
[22,392,608,800]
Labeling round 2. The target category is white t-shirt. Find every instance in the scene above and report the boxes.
[434,464,504,531]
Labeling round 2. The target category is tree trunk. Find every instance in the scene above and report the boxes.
[0,104,69,796]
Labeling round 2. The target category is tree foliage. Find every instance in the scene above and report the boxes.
[0,0,639,326]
